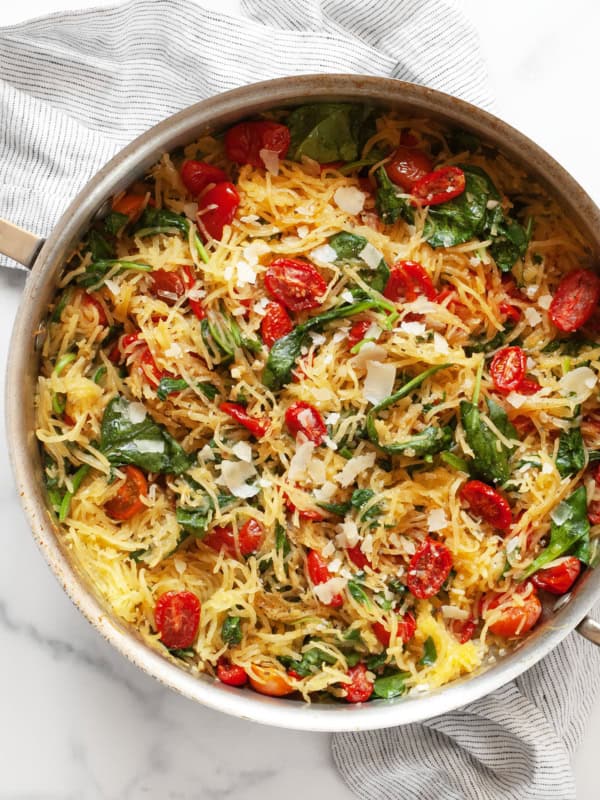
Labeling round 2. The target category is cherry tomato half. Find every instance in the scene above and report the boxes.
[499,301,521,325]
[219,401,270,438]
[459,480,512,531]
[217,659,248,687]
[412,166,466,205]
[347,544,371,570]
[307,549,343,607]
[225,121,291,168]
[238,518,264,556]
[150,269,186,305]
[197,181,240,241]
[383,260,437,303]
[284,401,327,445]
[489,346,527,394]
[531,557,581,595]
[112,193,146,218]
[484,585,542,638]
[154,590,201,649]
[449,617,476,644]
[180,160,228,196]
[344,663,374,703]
[348,319,371,349]
[264,258,327,312]
[82,292,108,326]
[181,264,205,320]
[385,145,433,191]
[549,269,600,333]
[373,611,416,648]
[203,525,237,557]
[407,538,453,599]
[260,301,293,347]
[105,465,148,521]
[249,665,295,696]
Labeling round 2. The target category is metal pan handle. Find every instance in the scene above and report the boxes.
[0,218,44,269]
[577,616,600,646]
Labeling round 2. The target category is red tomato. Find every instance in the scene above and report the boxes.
[110,331,141,363]
[385,145,433,191]
[511,415,536,437]
[489,346,527,394]
[261,301,293,347]
[344,663,374,703]
[518,378,541,395]
[285,401,327,445]
[150,269,186,305]
[531,557,581,595]
[154,590,201,649]
[285,495,324,522]
[197,181,240,241]
[180,160,228,196]
[412,166,466,205]
[217,659,248,687]
[180,265,205,320]
[459,480,513,531]
[264,258,327,312]
[105,465,148,521]
[238,518,264,556]
[203,525,237,557]
[348,320,371,349]
[225,121,291,168]
[82,292,108,326]
[449,617,476,644]
[249,665,294,696]
[407,538,453,599]
[139,347,162,389]
[549,269,600,332]
[219,401,270,437]
[347,544,371,570]
[307,549,343,607]
[484,585,542,638]
[373,611,416,647]
[383,260,437,303]
[499,301,521,325]
[112,193,146,218]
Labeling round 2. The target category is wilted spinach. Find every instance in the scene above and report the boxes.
[460,397,518,485]
[328,231,390,294]
[286,103,376,163]
[556,426,586,478]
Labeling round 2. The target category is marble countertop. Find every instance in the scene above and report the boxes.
[1,1,599,797]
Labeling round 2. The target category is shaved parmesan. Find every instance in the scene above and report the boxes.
[558,367,597,401]
[400,320,426,336]
[361,533,374,555]
[313,577,347,605]
[441,605,470,620]
[288,440,316,481]
[427,509,448,532]
[325,412,340,425]
[352,341,387,369]
[127,402,147,424]
[334,186,366,215]
[433,332,450,354]
[217,461,258,498]
[335,452,376,487]
[364,361,396,404]
[524,307,542,326]
[314,481,337,502]
[104,278,120,296]
[358,242,383,269]
[236,260,257,286]
[336,517,360,548]
[310,244,337,264]
[328,557,342,573]
[537,294,552,310]
[259,148,280,175]
[308,457,327,485]
[322,540,336,558]
[232,441,253,463]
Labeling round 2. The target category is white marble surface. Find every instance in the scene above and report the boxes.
[1,1,600,797]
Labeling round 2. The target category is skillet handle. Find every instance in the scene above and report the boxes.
[576,616,600,646]
[0,218,44,269]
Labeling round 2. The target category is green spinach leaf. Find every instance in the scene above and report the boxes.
[221,616,242,646]
[275,521,291,557]
[419,636,437,666]
[373,670,410,699]
[279,646,337,677]
[103,211,129,236]
[328,231,390,293]
[76,259,152,289]
[176,492,236,537]
[460,397,517,485]
[286,103,376,163]
[374,166,415,226]
[556,427,586,478]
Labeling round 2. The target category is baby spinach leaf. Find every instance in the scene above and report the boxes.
[87,229,115,261]
[134,207,208,263]
[556,427,586,478]
[328,231,390,293]
[168,647,195,659]
[347,576,370,606]
[103,211,129,236]
[366,652,388,671]
[201,306,260,365]
[374,166,415,225]
[76,259,152,289]
[521,486,590,578]
[279,646,337,677]
[198,382,219,401]
[422,166,490,248]
[441,451,470,473]
[157,377,189,400]
[373,670,411,699]
[375,425,453,457]
[221,616,242,646]
[100,396,193,474]
[287,103,376,163]
[490,218,532,273]
[460,397,517,485]
[419,636,437,666]
[176,493,236,537]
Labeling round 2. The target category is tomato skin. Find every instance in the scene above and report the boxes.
[219,401,270,437]
[249,665,295,696]
[348,320,371,349]
[307,549,343,607]
[407,538,453,599]
[181,160,228,196]
[285,496,324,522]
[197,181,240,241]
[459,480,513,531]
[412,166,466,205]
[264,258,328,312]
[383,260,437,303]
[260,301,293,347]
[225,121,291,168]
[203,525,237,557]
[139,347,162,389]
[531,557,581,595]
[347,544,371,570]
[112,193,146,218]
[110,331,141,363]
[449,617,476,644]
[344,663,374,703]
[385,145,433,192]
[550,269,600,333]
[105,465,148,521]
[484,585,542,638]
[154,590,201,649]
[82,292,108,326]
[284,401,327,445]
[518,378,541,395]
[499,301,521,325]
[150,268,186,305]
[373,612,416,647]
[217,659,248,687]
[238,518,264,556]
[489,346,527,394]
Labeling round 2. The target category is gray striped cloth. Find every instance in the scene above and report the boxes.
[0,2,597,799]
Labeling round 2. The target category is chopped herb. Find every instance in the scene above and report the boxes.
[221,616,242,646]
[419,636,437,666]
[279,646,337,677]
[76,259,152,289]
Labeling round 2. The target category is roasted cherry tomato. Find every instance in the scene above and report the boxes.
[260,301,293,347]
[219,401,270,437]
[372,611,416,648]
[180,159,228,196]
[412,165,466,205]
[518,378,541,395]
[531,557,581,595]
[139,346,162,389]
[284,401,327,445]
[150,268,186,305]
[105,465,148,521]
[449,617,476,644]
[344,663,374,703]
[347,544,371,570]
[264,258,327,312]
[407,538,453,599]
[549,269,600,333]
[154,590,201,649]
[112,193,146,218]
[385,145,433,191]
[225,121,291,168]
[249,665,295,696]
[383,260,437,303]
[348,319,371,349]
[459,480,512,531]
[499,301,521,325]
[238,518,264,556]
[483,585,542,638]
[109,331,141,363]
[511,415,536,437]
[203,525,237,557]
[82,292,108,326]
[306,549,343,607]
[197,181,240,241]
[217,659,248,687]
[489,346,527,394]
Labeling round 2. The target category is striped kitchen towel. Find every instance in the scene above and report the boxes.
[1,3,597,800]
